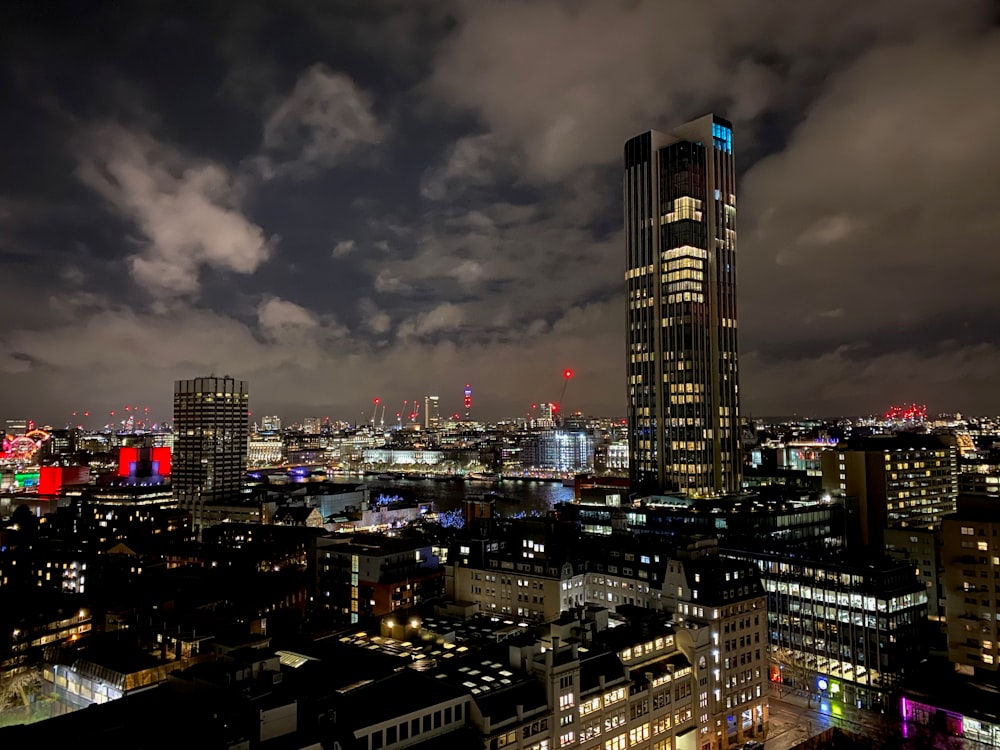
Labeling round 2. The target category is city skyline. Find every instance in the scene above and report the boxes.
[2,3,999,423]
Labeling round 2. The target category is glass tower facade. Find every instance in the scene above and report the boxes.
[624,114,740,496]
[173,375,249,515]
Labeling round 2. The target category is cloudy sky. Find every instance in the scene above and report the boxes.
[1,1,998,426]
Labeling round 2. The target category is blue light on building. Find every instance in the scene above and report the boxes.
[712,122,733,153]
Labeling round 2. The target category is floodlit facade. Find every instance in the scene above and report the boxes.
[624,115,740,497]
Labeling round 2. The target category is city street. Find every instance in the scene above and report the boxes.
[765,686,889,750]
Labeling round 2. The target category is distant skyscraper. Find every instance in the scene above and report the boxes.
[463,384,472,420]
[424,395,440,429]
[303,416,321,435]
[173,376,249,522]
[261,415,281,432]
[624,114,740,496]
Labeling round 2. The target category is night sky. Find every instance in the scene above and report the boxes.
[1,1,998,426]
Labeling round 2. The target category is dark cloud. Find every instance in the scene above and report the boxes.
[0,1,997,425]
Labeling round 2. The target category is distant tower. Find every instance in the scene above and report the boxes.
[625,114,741,496]
[424,396,440,429]
[463,384,472,421]
[173,375,249,526]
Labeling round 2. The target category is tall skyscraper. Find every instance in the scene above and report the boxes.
[424,395,440,429]
[173,375,249,522]
[624,114,740,496]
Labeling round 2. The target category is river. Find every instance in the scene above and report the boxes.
[350,476,575,515]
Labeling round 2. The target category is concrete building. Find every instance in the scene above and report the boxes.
[172,376,249,530]
[624,115,741,497]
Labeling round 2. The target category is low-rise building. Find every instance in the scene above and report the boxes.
[317,534,444,624]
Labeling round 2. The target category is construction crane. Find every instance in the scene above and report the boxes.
[554,369,574,414]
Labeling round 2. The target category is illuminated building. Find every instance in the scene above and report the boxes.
[172,375,249,528]
[37,465,91,495]
[117,446,171,482]
[624,115,741,497]
[260,414,281,432]
[664,557,769,748]
[463,384,472,420]
[724,548,927,710]
[302,416,321,435]
[821,434,958,548]
[594,440,629,472]
[535,402,556,429]
[518,429,597,473]
[247,436,283,467]
[448,526,768,748]
[424,395,440,429]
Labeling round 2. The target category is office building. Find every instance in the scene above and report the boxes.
[172,376,249,526]
[624,115,740,497]
[302,416,321,435]
[821,434,958,548]
[424,395,440,430]
[260,415,281,432]
[724,548,927,710]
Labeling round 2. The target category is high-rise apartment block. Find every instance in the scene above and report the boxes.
[624,115,740,497]
[172,376,249,523]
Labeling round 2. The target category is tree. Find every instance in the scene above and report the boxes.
[0,668,43,712]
